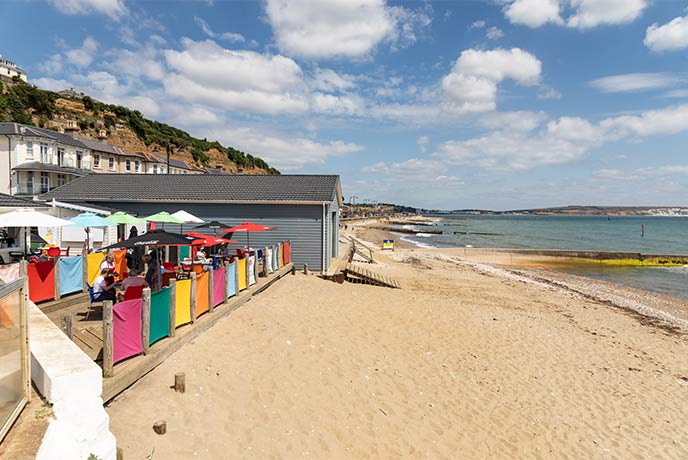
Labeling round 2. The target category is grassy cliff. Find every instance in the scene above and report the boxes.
[0,79,279,174]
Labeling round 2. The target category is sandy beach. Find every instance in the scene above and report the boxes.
[106,223,688,459]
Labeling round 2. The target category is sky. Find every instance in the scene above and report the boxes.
[2,0,688,210]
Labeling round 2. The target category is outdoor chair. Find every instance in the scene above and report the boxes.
[162,262,175,272]
[47,247,61,258]
[85,283,104,320]
[60,247,70,257]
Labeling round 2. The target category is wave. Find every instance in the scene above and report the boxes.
[392,232,437,249]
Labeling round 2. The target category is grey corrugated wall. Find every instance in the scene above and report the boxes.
[93,202,335,271]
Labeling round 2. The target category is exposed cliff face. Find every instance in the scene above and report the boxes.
[0,82,278,174]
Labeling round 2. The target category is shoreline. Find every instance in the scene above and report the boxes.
[350,220,688,334]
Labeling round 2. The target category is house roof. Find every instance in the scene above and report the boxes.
[0,122,88,149]
[0,193,44,208]
[42,174,342,205]
[13,161,88,176]
[76,137,142,157]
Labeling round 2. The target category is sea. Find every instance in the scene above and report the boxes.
[394,215,688,300]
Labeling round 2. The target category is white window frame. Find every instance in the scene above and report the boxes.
[26,141,33,159]
[134,160,140,172]
[40,172,50,192]
[152,164,158,174]
[93,154,101,168]
[108,156,115,171]
[125,159,131,172]
[39,143,49,163]
[57,147,65,166]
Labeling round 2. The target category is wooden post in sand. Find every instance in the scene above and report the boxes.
[102,300,113,378]
[142,288,151,354]
[174,372,185,393]
[169,279,176,337]
[208,266,215,312]
[190,272,197,323]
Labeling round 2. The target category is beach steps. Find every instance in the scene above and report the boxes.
[344,263,401,289]
[349,236,376,264]
[73,325,104,361]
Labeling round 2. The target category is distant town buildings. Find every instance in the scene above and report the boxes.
[0,55,27,82]
[0,122,206,197]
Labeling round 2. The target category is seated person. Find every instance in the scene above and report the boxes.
[100,253,119,286]
[117,268,148,301]
[93,268,116,301]
[196,248,207,261]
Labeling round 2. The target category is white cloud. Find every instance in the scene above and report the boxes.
[644,16,688,52]
[311,69,356,92]
[33,77,73,92]
[435,103,688,171]
[503,0,647,29]
[363,158,462,183]
[442,48,541,114]
[194,16,246,43]
[208,126,363,170]
[486,27,504,40]
[470,20,486,29]
[264,0,430,59]
[566,0,647,29]
[163,39,309,114]
[663,89,688,99]
[417,135,429,153]
[538,85,562,99]
[504,0,562,28]
[312,93,364,116]
[48,0,126,19]
[38,54,64,75]
[478,111,548,132]
[106,46,166,81]
[594,165,688,180]
[65,36,99,67]
[588,73,683,93]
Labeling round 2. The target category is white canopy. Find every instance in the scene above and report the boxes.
[171,210,205,224]
[0,208,73,227]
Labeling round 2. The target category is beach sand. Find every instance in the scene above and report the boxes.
[106,228,688,459]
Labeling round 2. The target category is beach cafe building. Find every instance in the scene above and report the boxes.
[43,174,342,272]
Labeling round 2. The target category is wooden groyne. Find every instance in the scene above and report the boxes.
[448,247,688,267]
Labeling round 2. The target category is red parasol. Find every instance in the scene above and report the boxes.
[185,232,237,246]
[222,222,275,249]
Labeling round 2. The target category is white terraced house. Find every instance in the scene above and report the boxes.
[0,123,92,196]
[0,56,27,82]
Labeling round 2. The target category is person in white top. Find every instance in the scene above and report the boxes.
[93,268,116,301]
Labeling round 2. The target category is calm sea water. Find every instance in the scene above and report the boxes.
[397,215,688,300]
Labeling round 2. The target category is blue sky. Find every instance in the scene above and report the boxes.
[2,0,688,210]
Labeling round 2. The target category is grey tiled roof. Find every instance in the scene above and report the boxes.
[42,174,341,204]
[13,161,88,176]
[0,122,88,149]
[0,193,44,208]
[77,137,123,155]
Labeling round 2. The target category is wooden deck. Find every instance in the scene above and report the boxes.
[45,264,295,402]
